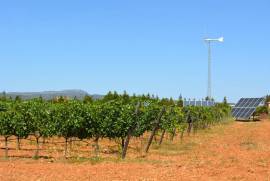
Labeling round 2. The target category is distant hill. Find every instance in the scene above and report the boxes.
[1,90,103,100]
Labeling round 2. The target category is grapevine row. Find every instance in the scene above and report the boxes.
[0,93,230,159]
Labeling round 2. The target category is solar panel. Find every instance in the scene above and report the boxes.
[190,101,196,106]
[209,101,215,106]
[234,98,244,107]
[232,98,265,120]
[202,101,208,106]
[196,101,202,106]
[183,100,215,107]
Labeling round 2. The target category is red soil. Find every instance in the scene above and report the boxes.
[1,118,270,180]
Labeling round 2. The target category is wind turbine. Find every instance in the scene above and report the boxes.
[204,37,224,100]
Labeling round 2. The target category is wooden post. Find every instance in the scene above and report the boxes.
[121,102,140,159]
[121,129,133,159]
[42,137,46,144]
[69,137,73,151]
[144,107,166,153]
[34,131,41,159]
[180,130,184,144]
[121,138,125,151]
[170,128,176,141]
[4,136,8,159]
[34,137,40,159]
[16,136,21,150]
[187,113,193,136]
[93,137,100,157]
[158,130,166,146]
[64,137,68,158]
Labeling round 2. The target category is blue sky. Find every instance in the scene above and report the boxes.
[0,1,269,102]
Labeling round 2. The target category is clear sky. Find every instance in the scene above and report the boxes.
[0,1,269,102]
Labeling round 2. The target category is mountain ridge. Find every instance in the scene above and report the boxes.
[1,89,103,100]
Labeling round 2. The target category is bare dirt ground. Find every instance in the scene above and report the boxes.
[1,117,270,181]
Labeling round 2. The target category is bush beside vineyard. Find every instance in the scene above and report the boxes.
[0,93,230,159]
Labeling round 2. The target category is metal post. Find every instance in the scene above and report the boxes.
[204,36,223,100]
[207,41,212,100]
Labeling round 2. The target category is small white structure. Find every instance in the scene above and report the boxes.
[267,102,270,109]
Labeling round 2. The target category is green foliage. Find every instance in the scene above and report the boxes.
[255,106,268,115]
[266,95,270,103]
[0,110,17,137]
[177,95,184,107]
[83,95,93,104]
[223,97,228,104]
[53,101,85,139]
[0,92,230,158]
[15,96,22,102]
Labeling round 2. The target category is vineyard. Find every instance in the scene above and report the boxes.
[0,92,230,160]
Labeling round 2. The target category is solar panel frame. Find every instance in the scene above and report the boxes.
[190,101,196,106]
[240,99,249,107]
[238,99,244,107]
[234,109,242,118]
[209,102,215,106]
[231,108,235,114]
[196,101,202,106]
[236,108,246,118]
[243,98,253,107]
[202,101,207,106]
[243,108,256,118]
[238,108,252,118]
[238,108,247,118]
[233,108,241,118]
[231,108,239,115]
[247,98,257,107]
[234,98,244,107]
[239,108,247,118]
[236,108,244,118]
[183,100,215,107]
[244,108,252,118]
[232,97,265,120]
[231,108,237,115]
[253,98,264,107]
[249,98,257,107]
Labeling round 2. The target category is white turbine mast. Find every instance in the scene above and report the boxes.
[204,36,224,100]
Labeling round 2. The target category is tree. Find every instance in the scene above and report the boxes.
[177,94,184,107]
[223,97,228,105]
[0,91,7,101]
[102,91,119,102]
[15,96,22,102]
[122,91,130,103]
[83,95,93,104]
[265,95,270,104]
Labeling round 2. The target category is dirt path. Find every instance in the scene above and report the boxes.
[1,119,270,181]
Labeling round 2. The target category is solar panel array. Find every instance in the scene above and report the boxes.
[232,98,265,120]
[183,100,215,107]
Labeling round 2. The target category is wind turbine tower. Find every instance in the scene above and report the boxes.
[204,37,224,100]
